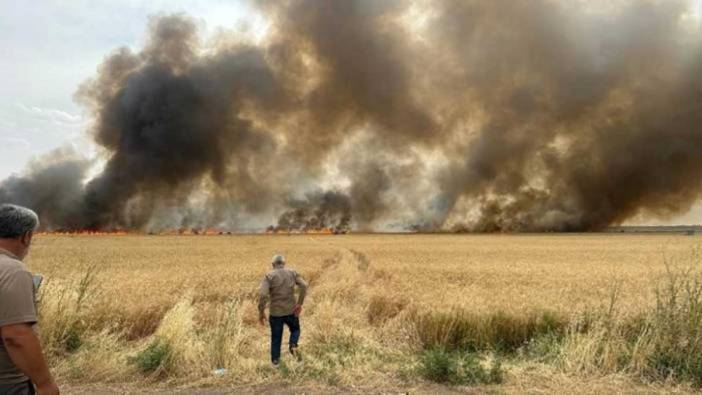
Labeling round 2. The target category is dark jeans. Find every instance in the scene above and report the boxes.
[269,314,301,362]
[0,380,35,395]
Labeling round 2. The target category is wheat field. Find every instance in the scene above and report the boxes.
[26,234,702,393]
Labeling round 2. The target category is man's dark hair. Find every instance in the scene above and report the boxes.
[0,204,39,238]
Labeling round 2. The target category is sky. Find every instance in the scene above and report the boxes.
[1,0,701,226]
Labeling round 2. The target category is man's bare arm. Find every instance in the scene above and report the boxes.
[1,323,58,395]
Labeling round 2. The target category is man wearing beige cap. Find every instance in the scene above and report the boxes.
[0,204,58,395]
[258,254,308,365]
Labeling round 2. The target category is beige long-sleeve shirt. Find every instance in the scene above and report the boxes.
[258,265,307,318]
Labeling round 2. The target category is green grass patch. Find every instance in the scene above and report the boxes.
[130,339,172,374]
[418,347,502,385]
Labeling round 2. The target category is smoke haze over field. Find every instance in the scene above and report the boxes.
[2,0,702,232]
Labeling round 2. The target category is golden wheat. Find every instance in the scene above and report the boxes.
[26,233,702,393]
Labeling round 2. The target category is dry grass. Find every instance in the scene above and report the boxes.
[26,233,702,392]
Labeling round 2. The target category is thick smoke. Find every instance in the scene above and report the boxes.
[0,147,89,229]
[2,1,702,231]
[270,191,351,233]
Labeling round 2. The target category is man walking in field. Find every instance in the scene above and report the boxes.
[0,204,59,395]
[258,254,308,366]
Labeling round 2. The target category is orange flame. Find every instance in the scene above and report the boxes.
[36,227,342,236]
[265,227,341,235]
[35,230,131,236]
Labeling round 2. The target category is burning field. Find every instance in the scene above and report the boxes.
[3,0,702,233]
[6,0,702,392]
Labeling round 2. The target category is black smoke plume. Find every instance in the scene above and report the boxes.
[2,1,702,232]
[269,191,351,233]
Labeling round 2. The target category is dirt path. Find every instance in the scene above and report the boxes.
[63,383,483,394]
